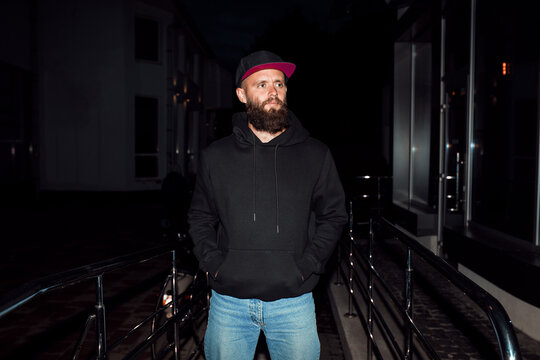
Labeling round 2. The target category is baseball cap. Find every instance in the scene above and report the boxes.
[235,50,296,88]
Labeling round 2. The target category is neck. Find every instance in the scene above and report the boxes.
[248,123,285,143]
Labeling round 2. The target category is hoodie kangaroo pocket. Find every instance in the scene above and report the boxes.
[216,249,303,296]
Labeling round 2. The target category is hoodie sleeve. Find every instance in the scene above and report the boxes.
[188,151,224,277]
[297,149,348,279]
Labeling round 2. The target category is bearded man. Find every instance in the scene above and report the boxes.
[188,50,347,360]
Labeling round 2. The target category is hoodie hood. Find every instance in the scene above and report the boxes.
[232,110,310,147]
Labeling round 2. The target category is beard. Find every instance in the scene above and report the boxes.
[246,96,289,134]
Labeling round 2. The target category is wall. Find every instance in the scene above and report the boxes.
[38,0,129,190]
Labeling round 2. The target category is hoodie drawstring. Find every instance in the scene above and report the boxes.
[252,132,257,222]
[251,136,280,234]
[274,144,280,234]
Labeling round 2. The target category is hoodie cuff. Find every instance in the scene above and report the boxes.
[296,255,318,280]
[204,251,225,279]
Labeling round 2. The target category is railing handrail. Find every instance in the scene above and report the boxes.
[0,243,174,319]
[374,216,521,360]
[375,217,521,360]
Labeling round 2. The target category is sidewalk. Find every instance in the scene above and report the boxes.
[326,235,540,360]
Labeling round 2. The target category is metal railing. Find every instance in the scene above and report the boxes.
[337,213,522,360]
[0,243,208,360]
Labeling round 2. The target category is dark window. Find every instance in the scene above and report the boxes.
[135,156,158,178]
[135,17,159,61]
[135,96,158,153]
[0,65,27,141]
[0,63,34,185]
[135,96,158,178]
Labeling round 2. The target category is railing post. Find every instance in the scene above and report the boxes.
[95,275,107,360]
[172,250,180,360]
[345,200,357,318]
[405,247,414,360]
[368,217,374,359]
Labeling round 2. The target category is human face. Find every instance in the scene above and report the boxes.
[236,69,287,111]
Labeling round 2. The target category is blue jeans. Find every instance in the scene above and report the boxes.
[205,290,320,360]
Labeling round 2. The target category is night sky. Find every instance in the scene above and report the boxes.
[184,0,342,71]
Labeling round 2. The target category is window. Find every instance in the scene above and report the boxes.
[393,42,412,205]
[135,96,158,178]
[471,1,540,242]
[135,17,159,62]
[0,66,25,142]
[393,17,436,210]
[443,0,470,216]
[411,41,433,208]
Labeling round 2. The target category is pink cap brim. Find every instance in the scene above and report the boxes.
[241,62,296,82]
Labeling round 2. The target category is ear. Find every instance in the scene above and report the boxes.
[236,87,247,104]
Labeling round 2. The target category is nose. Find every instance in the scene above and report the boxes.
[269,83,279,96]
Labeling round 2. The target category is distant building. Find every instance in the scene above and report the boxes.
[388,0,540,341]
[0,0,233,194]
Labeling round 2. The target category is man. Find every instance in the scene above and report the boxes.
[188,50,347,359]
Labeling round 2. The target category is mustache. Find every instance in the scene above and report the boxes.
[262,97,285,107]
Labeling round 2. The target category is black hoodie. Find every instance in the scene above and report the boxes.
[188,111,347,301]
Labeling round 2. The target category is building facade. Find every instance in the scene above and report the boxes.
[0,0,232,195]
[390,0,540,340]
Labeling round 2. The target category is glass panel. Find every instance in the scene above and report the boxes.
[472,1,539,242]
[393,42,412,205]
[444,85,467,214]
[443,0,470,217]
[411,42,432,207]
